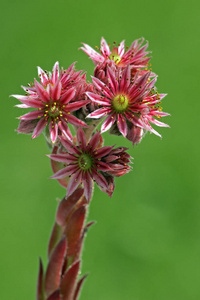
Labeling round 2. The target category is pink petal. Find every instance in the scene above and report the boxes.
[91,76,113,98]
[92,169,108,189]
[60,88,76,105]
[86,92,110,105]
[95,161,111,171]
[118,40,125,57]
[101,114,116,133]
[77,128,86,150]
[37,66,49,86]
[80,43,104,63]
[87,131,100,151]
[47,154,76,164]
[100,37,111,56]
[64,113,88,128]
[59,136,80,155]
[146,116,170,127]
[119,65,131,92]
[58,119,72,141]
[87,107,112,119]
[50,165,78,179]
[19,110,44,120]
[117,114,128,137]
[65,100,90,112]
[51,80,62,101]
[34,79,50,103]
[32,118,47,139]
[49,121,58,143]
[66,171,82,198]
[107,66,118,94]
[51,61,59,85]
[82,172,93,201]
[95,146,113,158]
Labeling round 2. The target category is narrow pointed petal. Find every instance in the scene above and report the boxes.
[80,43,104,62]
[87,131,100,151]
[52,61,59,84]
[66,171,82,198]
[32,118,47,139]
[60,88,76,105]
[101,114,116,133]
[45,238,67,297]
[47,154,72,164]
[147,116,170,127]
[86,92,110,105]
[49,122,58,143]
[34,79,49,103]
[95,146,113,158]
[82,172,93,201]
[59,136,80,155]
[118,40,125,57]
[100,37,111,56]
[87,107,112,119]
[107,66,118,94]
[117,114,128,137]
[19,110,44,120]
[92,169,108,189]
[119,65,131,92]
[38,66,49,86]
[51,80,62,101]
[64,113,88,128]
[91,76,113,98]
[58,120,72,141]
[77,128,86,150]
[65,100,90,112]
[50,165,78,179]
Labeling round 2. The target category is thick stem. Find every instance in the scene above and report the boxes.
[37,187,94,300]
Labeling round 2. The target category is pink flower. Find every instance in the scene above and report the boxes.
[48,128,131,201]
[81,37,150,70]
[86,65,169,144]
[12,62,90,143]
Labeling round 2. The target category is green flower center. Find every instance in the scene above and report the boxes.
[78,153,93,170]
[109,52,121,64]
[48,103,60,117]
[112,94,129,112]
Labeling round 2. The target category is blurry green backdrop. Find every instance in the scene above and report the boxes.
[1,0,199,299]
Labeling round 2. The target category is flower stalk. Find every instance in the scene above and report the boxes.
[12,37,169,300]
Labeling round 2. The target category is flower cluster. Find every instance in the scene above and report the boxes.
[13,37,169,200]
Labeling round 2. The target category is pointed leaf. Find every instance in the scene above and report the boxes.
[73,274,88,300]
[60,261,80,300]
[45,238,67,297]
[56,188,84,227]
[48,222,62,259]
[46,290,61,300]
[65,206,86,257]
[37,258,44,300]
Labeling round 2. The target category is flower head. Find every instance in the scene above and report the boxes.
[12,62,90,143]
[49,128,131,200]
[81,37,150,70]
[86,65,169,145]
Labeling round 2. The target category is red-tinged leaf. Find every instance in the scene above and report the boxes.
[56,188,84,227]
[48,222,62,259]
[60,261,80,300]
[45,238,67,297]
[65,206,86,257]
[73,274,88,300]
[37,258,44,300]
[46,290,61,300]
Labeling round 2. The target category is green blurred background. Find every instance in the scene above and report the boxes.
[1,0,199,299]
